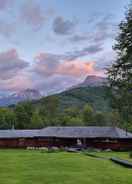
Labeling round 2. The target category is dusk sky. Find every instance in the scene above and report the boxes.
[0,0,130,95]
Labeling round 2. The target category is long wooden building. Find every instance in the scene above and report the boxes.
[0,126,132,150]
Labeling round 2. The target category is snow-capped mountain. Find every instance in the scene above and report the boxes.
[0,89,42,106]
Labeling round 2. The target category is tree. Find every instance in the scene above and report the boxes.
[108,4,132,128]
[14,102,34,129]
[94,112,106,126]
[41,96,59,125]
[106,111,121,127]
[43,96,59,114]
[82,104,95,125]
[0,108,16,129]
[30,111,44,129]
[67,117,84,126]
[64,107,81,117]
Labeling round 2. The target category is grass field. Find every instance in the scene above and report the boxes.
[0,150,132,184]
[89,151,132,160]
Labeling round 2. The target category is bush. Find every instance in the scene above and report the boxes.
[129,152,132,158]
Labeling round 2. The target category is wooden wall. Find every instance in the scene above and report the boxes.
[84,138,132,150]
[0,137,131,150]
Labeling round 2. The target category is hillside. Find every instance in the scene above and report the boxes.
[0,76,113,129]
[35,86,111,113]
[1,85,116,129]
[33,75,111,113]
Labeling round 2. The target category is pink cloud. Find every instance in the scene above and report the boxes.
[0,50,104,94]
[0,69,34,92]
[0,49,29,80]
[34,52,104,77]
[4,74,33,92]
[57,61,103,77]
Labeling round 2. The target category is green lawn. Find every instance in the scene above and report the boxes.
[90,151,132,160]
[0,150,132,184]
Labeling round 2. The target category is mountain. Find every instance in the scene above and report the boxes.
[0,89,41,106]
[11,89,41,100]
[35,86,111,113]
[81,75,107,86]
[32,76,110,113]
[0,75,108,108]
[57,86,111,112]
[73,75,107,88]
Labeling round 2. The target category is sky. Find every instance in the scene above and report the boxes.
[0,0,130,95]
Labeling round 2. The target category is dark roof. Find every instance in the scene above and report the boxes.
[0,126,131,139]
[0,130,40,138]
[39,126,132,139]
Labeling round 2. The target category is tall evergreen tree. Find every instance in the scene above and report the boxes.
[108,3,132,127]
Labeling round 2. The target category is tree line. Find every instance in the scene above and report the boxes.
[0,97,123,130]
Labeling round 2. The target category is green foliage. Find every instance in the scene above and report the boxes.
[94,112,106,126]
[107,111,121,127]
[66,117,84,126]
[57,86,111,112]
[0,108,16,129]
[39,96,60,125]
[42,96,59,115]
[108,4,132,127]
[64,107,80,117]
[82,104,95,125]
[14,102,34,129]
[30,111,44,129]
[129,152,132,158]
[0,85,128,129]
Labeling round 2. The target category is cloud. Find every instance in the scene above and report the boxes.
[20,0,46,30]
[0,0,13,10]
[95,50,117,70]
[94,14,116,42]
[35,43,103,65]
[0,72,33,92]
[0,46,104,94]
[65,44,103,60]
[35,53,60,76]
[33,43,103,77]
[69,14,116,44]
[31,49,105,94]
[69,34,89,43]
[57,61,103,77]
[53,16,76,35]
[0,49,29,80]
[34,52,104,78]
[0,20,15,38]
[31,75,79,95]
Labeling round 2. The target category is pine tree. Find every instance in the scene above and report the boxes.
[108,4,132,126]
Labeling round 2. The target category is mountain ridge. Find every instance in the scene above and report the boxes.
[72,75,107,89]
[0,89,42,106]
[0,75,108,107]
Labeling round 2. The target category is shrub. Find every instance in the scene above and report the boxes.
[129,152,132,158]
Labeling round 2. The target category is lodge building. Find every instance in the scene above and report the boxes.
[0,126,132,150]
